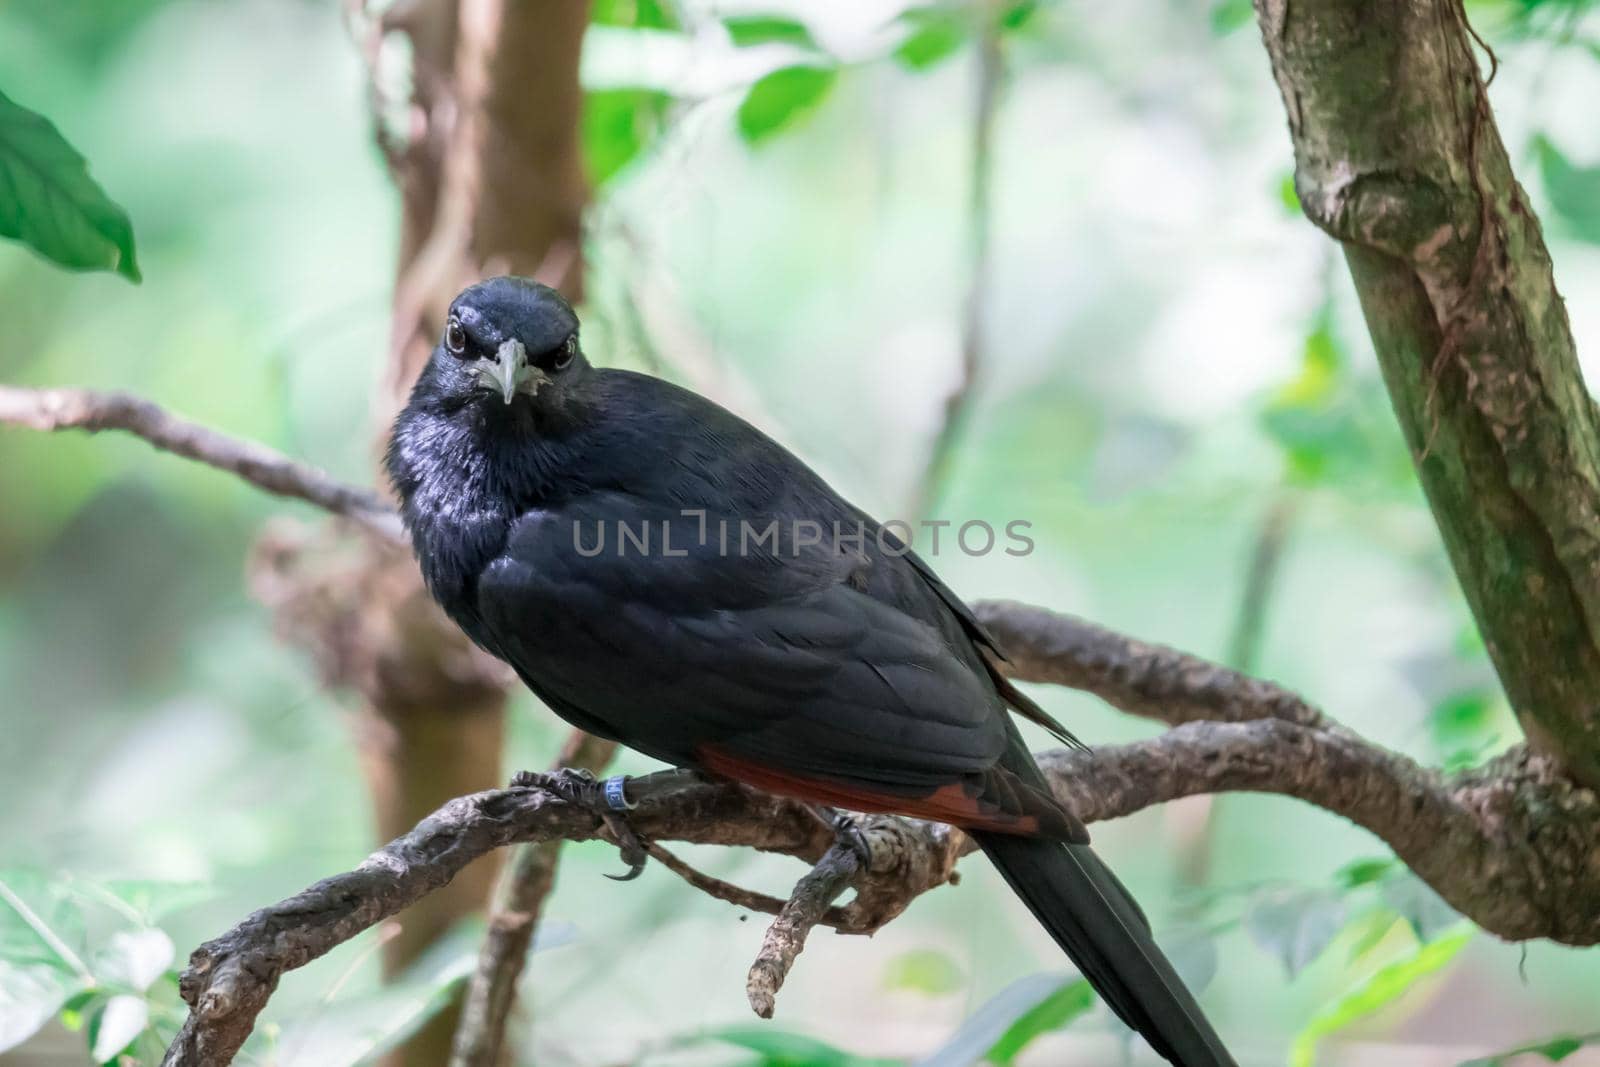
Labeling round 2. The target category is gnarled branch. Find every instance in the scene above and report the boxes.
[0,386,401,540]
[159,695,1600,1065]
[9,383,1594,1059]
[449,730,615,1067]
[1254,0,1600,787]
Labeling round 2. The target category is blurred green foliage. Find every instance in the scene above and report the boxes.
[584,89,674,186]
[738,66,840,144]
[894,9,969,70]
[1462,1031,1600,1066]
[707,1028,902,1067]
[0,89,139,281]
[5,0,1600,1064]
[1,871,184,1063]
[724,15,822,50]
[593,0,679,31]
[1290,929,1474,1067]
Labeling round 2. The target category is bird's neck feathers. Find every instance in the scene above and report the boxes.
[387,377,580,609]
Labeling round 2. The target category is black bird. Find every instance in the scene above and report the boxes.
[388,276,1236,1067]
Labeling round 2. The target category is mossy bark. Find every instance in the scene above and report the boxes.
[1255,0,1600,786]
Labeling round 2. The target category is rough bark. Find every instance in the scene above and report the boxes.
[16,2,1600,1051]
[13,385,1600,956]
[1254,0,1600,786]
[449,730,615,1067]
[973,599,1326,727]
[1,384,1580,1054]
[159,695,1600,1065]
[0,386,397,539]
[265,2,591,1064]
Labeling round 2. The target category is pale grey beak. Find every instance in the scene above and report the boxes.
[474,339,541,404]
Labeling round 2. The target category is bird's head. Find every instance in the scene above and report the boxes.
[426,276,587,412]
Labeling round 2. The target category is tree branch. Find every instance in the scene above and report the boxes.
[1171,490,1299,888]
[11,381,1592,1054]
[1253,0,1600,786]
[972,599,1327,728]
[911,0,1003,521]
[449,730,615,1067]
[745,839,863,1020]
[160,668,1600,1066]
[0,383,1327,734]
[0,386,401,541]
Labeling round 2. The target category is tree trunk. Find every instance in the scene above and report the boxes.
[1254,0,1600,786]
[261,2,590,1064]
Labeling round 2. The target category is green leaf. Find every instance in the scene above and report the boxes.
[1244,887,1347,979]
[88,993,147,1064]
[1278,172,1302,214]
[90,929,173,993]
[59,988,99,1031]
[1275,312,1343,406]
[1460,1031,1600,1067]
[1289,927,1472,1067]
[0,961,89,1053]
[999,1,1040,32]
[583,89,671,186]
[1428,687,1506,771]
[591,0,676,30]
[99,880,217,924]
[1335,858,1396,890]
[1161,927,1219,995]
[1379,873,1461,944]
[882,948,964,995]
[724,16,818,49]
[1536,135,1600,245]
[1430,690,1495,745]
[1344,910,1402,963]
[1210,0,1255,34]
[0,873,90,980]
[894,10,967,70]
[272,923,483,1067]
[985,979,1095,1065]
[736,66,837,144]
[0,88,139,281]
[709,1027,899,1067]
[1260,307,1409,490]
[915,973,1091,1067]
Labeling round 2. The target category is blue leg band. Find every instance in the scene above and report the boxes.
[603,775,636,811]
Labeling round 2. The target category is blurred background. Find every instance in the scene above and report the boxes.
[3,0,1600,1064]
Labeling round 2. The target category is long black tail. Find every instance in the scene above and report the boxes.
[973,832,1236,1067]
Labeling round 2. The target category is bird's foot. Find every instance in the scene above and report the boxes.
[512,767,648,881]
[805,804,873,867]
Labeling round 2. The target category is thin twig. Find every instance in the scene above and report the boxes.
[159,709,1600,1064]
[1171,492,1300,889]
[648,844,817,921]
[972,598,1327,729]
[0,386,402,541]
[449,730,616,1067]
[1225,493,1298,674]
[13,382,1591,1051]
[911,3,1003,521]
[745,841,864,1019]
[0,382,1323,734]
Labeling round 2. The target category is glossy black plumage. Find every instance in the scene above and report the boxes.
[388,277,1235,1066]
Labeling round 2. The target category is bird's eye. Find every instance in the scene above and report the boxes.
[551,335,577,370]
[444,319,468,356]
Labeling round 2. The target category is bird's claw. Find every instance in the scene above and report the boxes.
[601,811,649,881]
[831,812,873,867]
[804,804,873,867]
[512,766,603,806]
[512,767,648,880]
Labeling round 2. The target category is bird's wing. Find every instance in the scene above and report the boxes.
[842,509,1086,751]
[474,493,1073,834]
